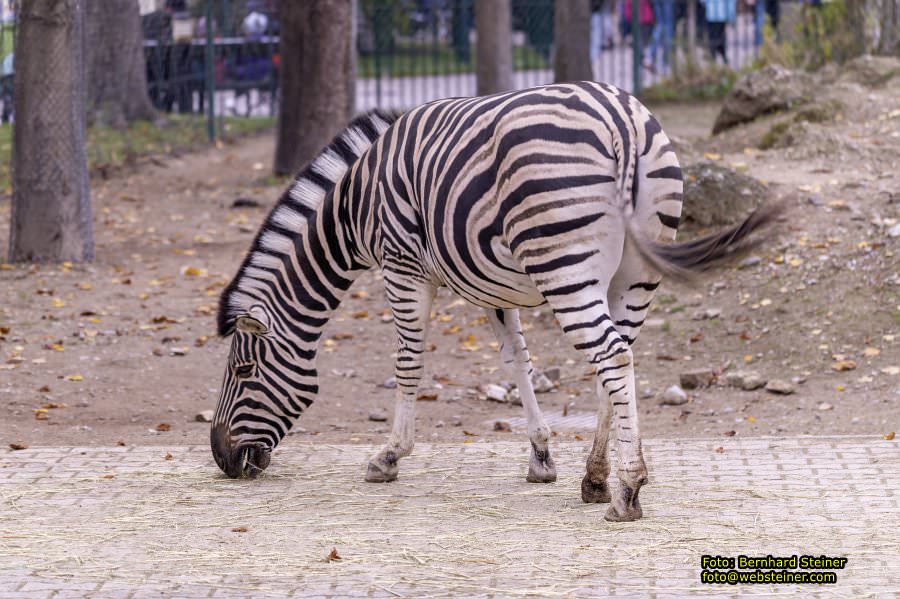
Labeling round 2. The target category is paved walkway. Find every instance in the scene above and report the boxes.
[1,436,898,598]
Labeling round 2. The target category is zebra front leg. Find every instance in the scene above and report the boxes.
[365,280,436,483]
[486,308,556,483]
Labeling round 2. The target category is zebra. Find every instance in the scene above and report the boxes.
[211,82,778,522]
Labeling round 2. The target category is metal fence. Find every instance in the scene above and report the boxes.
[0,0,770,133]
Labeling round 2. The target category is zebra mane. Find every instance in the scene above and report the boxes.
[217,109,401,336]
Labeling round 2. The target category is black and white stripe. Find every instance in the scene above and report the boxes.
[212,82,777,520]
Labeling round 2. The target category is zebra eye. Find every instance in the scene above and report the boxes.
[234,363,255,379]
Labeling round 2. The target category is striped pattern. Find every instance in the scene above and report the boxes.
[212,82,775,520]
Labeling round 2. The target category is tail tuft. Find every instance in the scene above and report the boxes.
[627,202,785,282]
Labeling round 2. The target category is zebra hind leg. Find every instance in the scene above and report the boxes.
[539,282,647,521]
[365,280,437,483]
[486,308,556,483]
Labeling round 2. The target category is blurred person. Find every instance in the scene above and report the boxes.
[591,0,615,61]
[648,0,674,72]
[623,0,655,67]
[701,0,735,64]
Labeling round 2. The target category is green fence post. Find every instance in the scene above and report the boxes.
[205,0,215,143]
[632,0,641,95]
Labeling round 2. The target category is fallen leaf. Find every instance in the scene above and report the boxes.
[326,548,341,561]
[863,347,881,357]
[181,266,207,277]
[881,366,900,376]
[156,423,172,432]
[33,409,49,420]
[232,526,248,533]
[715,447,725,453]
[164,452,173,460]
[416,391,438,401]
[51,298,66,308]
[65,374,84,381]
[462,430,477,436]
[331,332,354,341]
[884,432,895,441]
[703,152,722,161]
[350,290,369,299]
[116,440,126,446]
[102,474,115,479]
[76,282,92,290]
[9,442,28,450]
[0,326,9,335]
[723,430,736,437]
[831,360,857,372]
[38,385,50,393]
[195,336,209,347]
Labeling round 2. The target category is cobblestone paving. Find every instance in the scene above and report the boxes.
[1,436,898,598]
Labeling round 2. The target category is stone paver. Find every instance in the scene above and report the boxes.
[1,436,898,598]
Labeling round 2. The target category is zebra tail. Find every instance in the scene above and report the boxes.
[626,202,785,282]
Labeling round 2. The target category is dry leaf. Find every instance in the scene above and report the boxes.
[351,310,369,319]
[831,360,857,372]
[881,366,900,376]
[863,347,881,357]
[331,332,354,341]
[884,432,896,441]
[38,385,50,393]
[181,266,206,277]
[416,391,438,401]
[0,326,9,335]
[195,336,209,347]
[156,423,172,432]
[65,374,84,381]
[76,282,92,290]
[9,442,28,450]
[715,446,725,453]
[232,526,248,533]
[326,548,341,561]
[102,474,115,479]
[51,298,66,308]
[164,452,173,460]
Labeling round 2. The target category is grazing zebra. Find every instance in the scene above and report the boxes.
[212,82,777,522]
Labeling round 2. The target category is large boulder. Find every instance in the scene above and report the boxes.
[837,54,900,87]
[713,65,815,134]
[681,162,769,228]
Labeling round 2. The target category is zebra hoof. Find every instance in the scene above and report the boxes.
[526,451,557,483]
[604,483,644,522]
[364,454,398,483]
[580,476,611,503]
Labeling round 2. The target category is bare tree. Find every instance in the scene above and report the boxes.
[275,1,356,175]
[475,0,513,95]
[878,0,900,55]
[10,0,93,263]
[554,0,593,83]
[85,0,157,128]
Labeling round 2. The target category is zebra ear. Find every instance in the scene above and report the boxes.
[235,306,270,335]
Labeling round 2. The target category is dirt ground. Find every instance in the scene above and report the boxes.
[1,83,898,453]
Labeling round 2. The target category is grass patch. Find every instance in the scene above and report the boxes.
[359,43,549,78]
[0,115,274,192]
[640,65,738,104]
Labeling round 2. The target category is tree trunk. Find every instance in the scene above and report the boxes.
[878,0,900,55]
[475,0,513,95]
[275,1,356,176]
[9,0,93,263]
[554,0,593,82]
[85,0,156,128]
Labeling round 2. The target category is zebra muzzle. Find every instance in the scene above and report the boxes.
[211,423,272,479]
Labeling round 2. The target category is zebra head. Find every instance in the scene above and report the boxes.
[211,304,311,478]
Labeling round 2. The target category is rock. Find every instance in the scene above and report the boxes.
[640,386,655,399]
[887,223,900,238]
[765,379,795,395]
[195,410,214,423]
[435,420,445,428]
[531,369,556,393]
[817,402,834,411]
[680,369,714,390]
[692,308,721,320]
[739,255,762,269]
[450,415,463,427]
[713,64,815,134]
[380,377,397,389]
[808,194,825,207]
[541,367,562,383]
[724,371,766,391]
[368,411,388,422]
[837,54,900,87]
[493,420,512,432]
[483,384,509,403]
[682,163,769,227]
[507,388,522,406]
[659,385,688,406]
